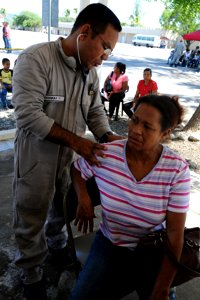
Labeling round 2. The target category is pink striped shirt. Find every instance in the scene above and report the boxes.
[74,140,190,249]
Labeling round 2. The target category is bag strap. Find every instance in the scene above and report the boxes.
[109,71,114,79]
[163,228,200,277]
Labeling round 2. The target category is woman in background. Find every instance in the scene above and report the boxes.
[102,62,129,121]
[123,68,158,118]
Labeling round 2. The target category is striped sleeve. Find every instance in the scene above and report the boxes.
[166,153,191,213]
[73,157,95,180]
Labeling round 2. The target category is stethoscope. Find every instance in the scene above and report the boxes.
[76,34,99,141]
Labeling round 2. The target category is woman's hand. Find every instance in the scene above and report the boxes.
[74,195,95,234]
[108,91,114,99]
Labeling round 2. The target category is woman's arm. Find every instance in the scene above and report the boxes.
[122,81,129,92]
[131,88,140,108]
[151,81,158,95]
[70,163,95,234]
[149,211,186,300]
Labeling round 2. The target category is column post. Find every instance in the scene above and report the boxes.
[79,0,90,12]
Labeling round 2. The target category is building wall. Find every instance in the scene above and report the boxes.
[52,22,176,48]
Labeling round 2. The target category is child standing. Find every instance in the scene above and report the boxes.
[0,58,13,109]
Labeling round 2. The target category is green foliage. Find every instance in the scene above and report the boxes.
[0,8,6,16]
[147,0,200,35]
[13,11,42,28]
[59,8,77,23]
[128,0,141,27]
[160,1,200,35]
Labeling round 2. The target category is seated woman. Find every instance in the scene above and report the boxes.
[70,94,190,300]
[102,62,129,121]
[123,68,158,118]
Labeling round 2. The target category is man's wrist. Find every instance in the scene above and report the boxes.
[99,131,113,143]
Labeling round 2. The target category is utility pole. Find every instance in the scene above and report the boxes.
[42,0,58,41]
[48,0,51,41]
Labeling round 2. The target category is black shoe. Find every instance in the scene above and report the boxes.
[48,245,74,270]
[23,278,47,300]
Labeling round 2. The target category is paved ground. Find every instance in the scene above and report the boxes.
[0,31,200,299]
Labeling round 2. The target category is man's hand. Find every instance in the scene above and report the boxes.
[74,196,95,234]
[47,123,108,166]
[73,136,107,166]
[107,134,126,142]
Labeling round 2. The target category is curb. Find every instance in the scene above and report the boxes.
[0,129,15,160]
[0,129,16,141]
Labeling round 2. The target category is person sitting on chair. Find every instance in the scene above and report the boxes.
[102,62,129,121]
[181,48,191,67]
[70,94,190,300]
[123,68,158,118]
[187,50,200,69]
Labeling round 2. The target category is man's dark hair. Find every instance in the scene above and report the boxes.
[2,58,10,65]
[71,3,122,35]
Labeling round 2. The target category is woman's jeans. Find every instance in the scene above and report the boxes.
[70,230,160,300]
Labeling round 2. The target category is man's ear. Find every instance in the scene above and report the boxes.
[80,24,90,36]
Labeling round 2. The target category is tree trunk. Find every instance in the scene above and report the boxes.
[183,104,200,131]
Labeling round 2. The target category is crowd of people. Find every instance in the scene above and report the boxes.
[101,67,158,120]
[168,43,200,69]
[0,3,194,300]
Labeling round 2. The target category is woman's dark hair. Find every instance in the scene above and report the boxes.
[115,62,126,74]
[71,3,122,35]
[143,68,152,75]
[134,94,184,131]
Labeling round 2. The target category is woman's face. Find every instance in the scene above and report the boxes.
[127,103,168,152]
[143,71,152,82]
[114,65,120,73]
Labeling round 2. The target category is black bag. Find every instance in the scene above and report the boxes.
[104,71,113,94]
[136,227,200,287]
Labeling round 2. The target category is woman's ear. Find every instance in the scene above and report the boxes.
[161,128,172,142]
